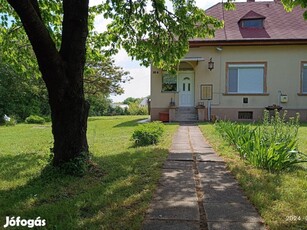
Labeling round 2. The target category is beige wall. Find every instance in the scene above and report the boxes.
[151,45,307,120]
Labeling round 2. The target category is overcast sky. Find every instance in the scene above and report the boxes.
[90,0,262,102]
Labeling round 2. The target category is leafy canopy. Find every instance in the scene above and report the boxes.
[0,0,223,73]
[99,0,223,70]
[281,0,307,18]
[0,0,132,96]
[1,0,307,74]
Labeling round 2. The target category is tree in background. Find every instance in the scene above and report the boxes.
[128,102,148,115]
[0,0,223,166]
[84,56,131,117]
[0,53,130,122]
[122,97,148,115]
[123,97,141,105]
[0,59,49,123]
[87,94,111,117]
[84,56,131,96]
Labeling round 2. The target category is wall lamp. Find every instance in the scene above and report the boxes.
[208,58,214,71]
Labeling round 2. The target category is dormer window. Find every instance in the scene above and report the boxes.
[239,10,265,29]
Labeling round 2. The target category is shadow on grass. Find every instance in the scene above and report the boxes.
[113,118,179,128]
[0,153,49,183]
[0,147,169,229]
[113,118,149,128]
[297,121,307,127]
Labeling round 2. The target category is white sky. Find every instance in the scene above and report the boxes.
[90,0,267,102]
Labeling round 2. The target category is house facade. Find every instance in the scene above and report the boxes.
[150,0,307,122]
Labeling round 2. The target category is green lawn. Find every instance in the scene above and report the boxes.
[0,116,178,229]
[2,117,306,229]
[199,123,307,230]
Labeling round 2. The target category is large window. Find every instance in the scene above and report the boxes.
[226,63,266,94]
[162,72,177,92]
[301,62,307,93]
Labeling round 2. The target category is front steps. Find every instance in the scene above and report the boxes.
[174,107,198,122]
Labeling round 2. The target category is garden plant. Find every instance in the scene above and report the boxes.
[215,110,307,172]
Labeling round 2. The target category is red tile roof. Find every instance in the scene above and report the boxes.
[240,10,266,20]
[191,1,307,44]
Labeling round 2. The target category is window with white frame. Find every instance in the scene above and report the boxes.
[301,63,307,93]
[162,72,177,92]
[227,63,266,94]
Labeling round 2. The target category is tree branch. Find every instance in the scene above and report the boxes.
[6,0,61,81]
[29,0,42,20]
[60,0,89,77]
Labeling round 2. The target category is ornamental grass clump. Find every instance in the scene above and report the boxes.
[132,121,165,146]
[215,110,307,172]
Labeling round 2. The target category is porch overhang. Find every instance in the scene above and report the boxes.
[181,57,205,63]
[180,57,205,69]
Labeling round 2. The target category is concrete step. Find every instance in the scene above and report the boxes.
[176,107,197,114]
[174,107,198,122]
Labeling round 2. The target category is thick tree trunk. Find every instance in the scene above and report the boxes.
[48,69,90,166]
[42,58,91,166]
[7,0,91,166]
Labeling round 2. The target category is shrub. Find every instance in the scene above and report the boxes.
[43,116,52,122]
[5,117,17,126]
[215,110,307,172]
[25,115,45,124]
[132,121,165,146]
[128,102,148,115]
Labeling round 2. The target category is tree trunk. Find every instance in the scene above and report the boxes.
[48,67,90,166]
[7,0,91,166]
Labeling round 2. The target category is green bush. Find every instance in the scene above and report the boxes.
[215,110,307,172]
[43,116,52,122]
[25,115,45,124]
[4,117,17,126]
[132,121,165,146]
[128,102,148,115]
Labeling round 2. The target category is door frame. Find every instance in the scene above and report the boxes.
[178,71,195,107]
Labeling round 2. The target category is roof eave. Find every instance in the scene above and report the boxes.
[189,39,307,47]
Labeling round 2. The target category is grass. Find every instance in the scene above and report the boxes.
[0,116,178,229]
[199,122,307,230]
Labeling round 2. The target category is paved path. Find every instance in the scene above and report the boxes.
[142,124,266,230]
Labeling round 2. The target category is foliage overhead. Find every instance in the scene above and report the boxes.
[99,0,223,70]
[0,0,224,73]
[1,0,307,73]
[0,0,130,96]
[281,0,307,18]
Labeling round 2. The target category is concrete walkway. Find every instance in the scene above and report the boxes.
[142,124,266,230]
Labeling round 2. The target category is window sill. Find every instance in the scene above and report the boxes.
[297,93,307,96]
[161,91,178,93]
[223,93,269,96]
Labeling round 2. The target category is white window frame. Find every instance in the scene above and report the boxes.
[226,63,267,94]
[301,63,307,94]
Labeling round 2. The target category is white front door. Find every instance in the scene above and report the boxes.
[178,72,194,107]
